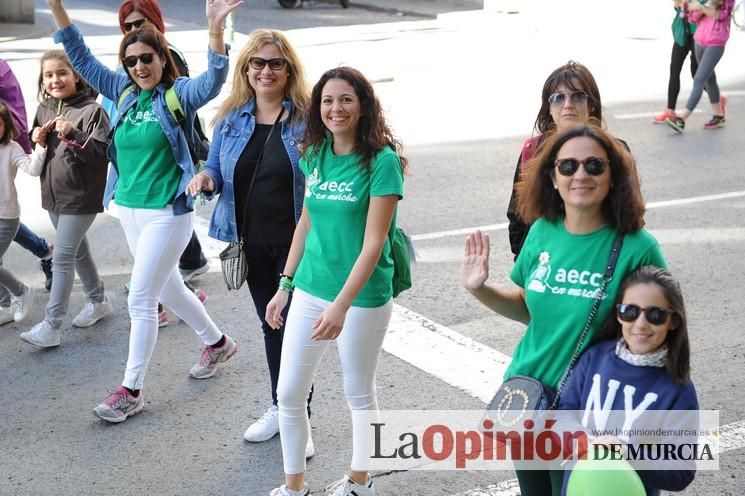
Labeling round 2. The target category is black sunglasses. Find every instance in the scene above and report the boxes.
[122,18,148,32]
[122,52,157,68]
[617,304,672,326]
[548,90,589,107]
[554,156,608,177]
[248,57,288,71]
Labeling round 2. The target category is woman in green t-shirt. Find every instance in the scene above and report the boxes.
[461,123,666,496]
[264,67,406,496]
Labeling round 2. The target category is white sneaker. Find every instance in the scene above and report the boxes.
[72,295,113,328]
[325,476,375,496]
[269,485,309,496]
[20,321,61,348]
[0,306,14,325]
[244,405,280,442]
[11,287,33,322]
[305,422,315,459]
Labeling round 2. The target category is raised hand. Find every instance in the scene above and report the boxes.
[205,0,244,27]
[460,230,491,291]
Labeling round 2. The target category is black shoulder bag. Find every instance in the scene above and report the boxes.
[486,233,625,427]
[219,109,284,291]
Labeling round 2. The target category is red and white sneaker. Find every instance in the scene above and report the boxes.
[189,335,237,379]
[653,109,677,124]
[93,386,144,423]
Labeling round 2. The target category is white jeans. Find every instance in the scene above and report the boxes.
[117,206,223,390]
[277,289,392,474]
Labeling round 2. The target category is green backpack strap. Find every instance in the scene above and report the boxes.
[117,85,136,111]
[117,85,185,126]
[164,86,186,125]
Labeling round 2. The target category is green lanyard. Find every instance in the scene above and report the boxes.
[56,99,63,116]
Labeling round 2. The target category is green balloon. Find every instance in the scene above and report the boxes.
[567,457,646,496]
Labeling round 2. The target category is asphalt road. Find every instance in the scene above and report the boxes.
[1,1,744,495]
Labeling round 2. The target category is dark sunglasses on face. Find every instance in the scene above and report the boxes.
[122,18,148,31]
[548,90,589,107]
[554,156,608,177]
[248,57,288,71]
[617,304,672,326]
[122,52,157,68]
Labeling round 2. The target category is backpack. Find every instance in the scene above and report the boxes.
[390,225,414,298]
[117,85,209,169]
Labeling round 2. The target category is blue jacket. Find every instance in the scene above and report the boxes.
[203,99,305,242]
[53,24,229,215]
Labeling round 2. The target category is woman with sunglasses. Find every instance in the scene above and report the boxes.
[507,61,624,260]
[558,266,697,495]
[116,0,211,290]
[461,123,666,495]
[46,0,243,423]
[186,29,316,454]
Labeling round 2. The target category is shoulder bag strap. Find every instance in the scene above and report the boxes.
[238,107,284,243]
[550,232,625,409]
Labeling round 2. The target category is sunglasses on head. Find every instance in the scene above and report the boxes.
[548,90,588,107]
[122,52,157,68]
[248,57,288,71]
[554,156,608,176]
[617,304,672,326]
[122,18,148,32]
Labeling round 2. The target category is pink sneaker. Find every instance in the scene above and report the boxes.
[189,335,237,379]
[93,386,144,423]
[158,309,169,327]
[653,109,676,124]
[194,287,208,304]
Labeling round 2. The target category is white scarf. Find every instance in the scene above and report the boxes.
[615,338,668,368]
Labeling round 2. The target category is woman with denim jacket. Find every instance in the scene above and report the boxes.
[186,29,314,453]
[46,0,243,423]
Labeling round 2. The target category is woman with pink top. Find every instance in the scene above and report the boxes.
[666,0,735,132]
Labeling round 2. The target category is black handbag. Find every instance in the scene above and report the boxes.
[487,233,624,426]
[219,109,284,291]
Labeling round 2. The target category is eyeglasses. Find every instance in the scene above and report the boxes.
[58,126,96,151]
[554,156,608,176]
[122,18,148,32]
[248,57,288,71]
[122,52,156,68]
[617,304,672,326]
[548,91,589,107]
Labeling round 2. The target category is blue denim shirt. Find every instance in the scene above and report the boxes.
[53,24,229,215]
[203,99,305,243]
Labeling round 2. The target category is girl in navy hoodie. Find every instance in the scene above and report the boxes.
[559,266,697,495]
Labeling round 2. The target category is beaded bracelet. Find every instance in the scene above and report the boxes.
[279,275,294,293]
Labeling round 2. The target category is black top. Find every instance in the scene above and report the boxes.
[233,123,295,246]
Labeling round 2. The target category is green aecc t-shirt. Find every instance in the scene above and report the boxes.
[507,217,667,389]
[294,138,404,307]
[114,89,181,208]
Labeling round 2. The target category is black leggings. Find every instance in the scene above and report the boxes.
[244,243,312,416]
[667,35,700,110]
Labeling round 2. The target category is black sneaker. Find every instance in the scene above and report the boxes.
[665,116,685,133]
[40,258,53,291]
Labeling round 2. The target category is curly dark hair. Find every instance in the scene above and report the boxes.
[516,121,645,234]
[595,266,690,385]
[118,27,178,89]
[534,60,603,135]
[303,66,407,172]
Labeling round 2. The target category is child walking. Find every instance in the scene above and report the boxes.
[20,49,112,348]
[0,100,47,325]
[559,266,698,495]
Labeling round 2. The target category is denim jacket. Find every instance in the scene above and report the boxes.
[53,24,229,215]
[203,99,305,243]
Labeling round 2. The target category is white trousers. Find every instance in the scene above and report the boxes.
[277,288,392,474]
[117,206,223,390]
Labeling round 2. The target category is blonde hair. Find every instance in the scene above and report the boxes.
[212,29,310,126]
